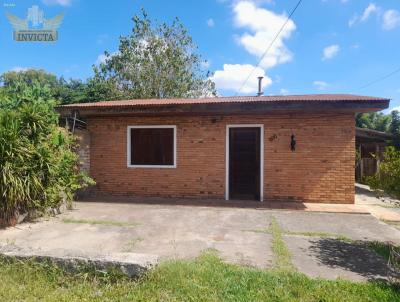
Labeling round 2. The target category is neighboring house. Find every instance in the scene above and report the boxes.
[355,127,393,182]
[57,94,389,204]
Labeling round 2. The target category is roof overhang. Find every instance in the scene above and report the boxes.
[356,127,393,143]
[56,95,390,118]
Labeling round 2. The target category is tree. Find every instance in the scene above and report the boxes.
[1,69,58,95]
[355,112,391,132]
[89,9,216,100]
[53,77,88,104]
[367,146,400,198]
[0,69,88,104]
[1,69,58,87]
[389,110,400,149]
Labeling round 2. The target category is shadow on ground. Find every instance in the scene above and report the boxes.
[355,185,377,198]
[308,238,394,281]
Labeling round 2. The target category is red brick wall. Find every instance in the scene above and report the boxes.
[75,129,90,173]
[87,112,355,204]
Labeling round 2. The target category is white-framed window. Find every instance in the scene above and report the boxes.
[127,125,177,168]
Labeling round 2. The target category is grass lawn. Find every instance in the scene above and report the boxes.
[0,253,399,302]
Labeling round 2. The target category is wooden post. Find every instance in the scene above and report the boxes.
[72,111,77,134]
[376,144,380,174]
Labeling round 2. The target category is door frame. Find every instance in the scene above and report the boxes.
[225,124,264,202]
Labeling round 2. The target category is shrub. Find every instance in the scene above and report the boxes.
[0,83,93,226]
[366,146,400,199]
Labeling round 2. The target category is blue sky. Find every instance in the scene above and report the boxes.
[1,0,399,111]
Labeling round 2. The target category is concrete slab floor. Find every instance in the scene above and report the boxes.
[271,211,400,244]
[0,203,274,269]
[356,183,400,221]
[285,236,395,282]
[0,201,399,281]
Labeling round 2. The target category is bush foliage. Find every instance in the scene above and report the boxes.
[0,83,93,225]
[367,146,400,199]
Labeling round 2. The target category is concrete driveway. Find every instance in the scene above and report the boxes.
[0,201,399,282]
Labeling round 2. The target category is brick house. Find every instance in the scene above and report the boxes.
[57,94,389,204]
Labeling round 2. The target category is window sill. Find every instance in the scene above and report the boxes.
[127,165,177,169]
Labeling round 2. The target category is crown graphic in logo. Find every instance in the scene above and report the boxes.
[6,5,64,42]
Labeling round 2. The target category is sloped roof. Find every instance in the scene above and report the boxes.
[356,127,393,142]
[60,94,389,109]
[57,94,390,117]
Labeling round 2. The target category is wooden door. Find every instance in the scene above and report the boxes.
[229,127,261,200]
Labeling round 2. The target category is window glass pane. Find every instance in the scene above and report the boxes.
[131,128,174,166]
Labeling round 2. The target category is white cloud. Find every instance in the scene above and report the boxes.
[279,88,289,95]
[212,1,296,94]
[10,66,28,72]
[349,3,380,27]
[348,15,358,27]
[95,51,119,65]
[233,1,296,69]
[382,9,400,30]
[42,0,72,6]
[361,3,379,22]
[211,64,272,94]
[313,81,329,90]
[391,106,400,112]
[207,18,215,27]
[96,54,107,65]
[322,44,340,60]
[348,3,400,30]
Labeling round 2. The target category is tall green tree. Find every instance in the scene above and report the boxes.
[355,112,392,132]
[89,9,216,101]
[1,69,58,95]
[389,110,400,149]
[0,69,88,104]
[54,77,88,104]
[1,69,58,87]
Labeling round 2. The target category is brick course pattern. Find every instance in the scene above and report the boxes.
[87,113,355,204]
[75,129,90,173]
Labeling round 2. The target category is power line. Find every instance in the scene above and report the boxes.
[358,66,400,90]
[235,0,303,96]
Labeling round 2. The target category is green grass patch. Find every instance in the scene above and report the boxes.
[62,218,138,227]
[0,252,398,301]
[363,241,393,261]
[285,231,352,241]
[245,223,399,275]
[269,217,294,271]
[244,227,351,242]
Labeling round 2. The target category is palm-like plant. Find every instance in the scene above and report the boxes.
[0,83,93,226]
